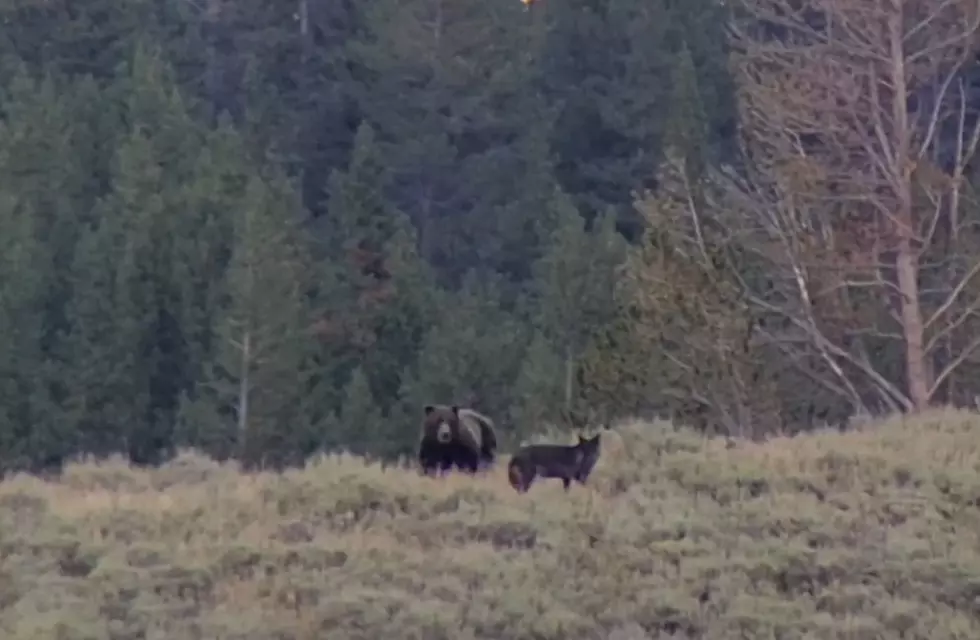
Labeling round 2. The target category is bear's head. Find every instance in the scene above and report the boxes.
[423,404,460,444]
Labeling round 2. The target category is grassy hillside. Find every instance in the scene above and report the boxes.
[3,410,980,639]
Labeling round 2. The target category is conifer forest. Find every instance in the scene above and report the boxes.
[1,0,979,473]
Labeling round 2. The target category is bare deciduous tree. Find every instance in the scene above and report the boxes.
[724,0,980,412]
[614,147,783,438]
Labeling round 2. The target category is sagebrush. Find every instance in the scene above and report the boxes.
[2,409,980,639]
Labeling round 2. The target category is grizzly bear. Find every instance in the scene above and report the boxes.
[418,404,498,476]
[507,432,602,493]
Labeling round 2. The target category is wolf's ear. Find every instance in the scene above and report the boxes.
[424,405,435,416]
[450,405,460,416]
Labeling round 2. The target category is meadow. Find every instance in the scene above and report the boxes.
[2,409,980,639]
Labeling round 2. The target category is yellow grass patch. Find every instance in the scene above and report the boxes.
[2,408,980,638]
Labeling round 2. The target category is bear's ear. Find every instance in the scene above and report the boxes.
[450,405,460,416]
[423,405,435,416]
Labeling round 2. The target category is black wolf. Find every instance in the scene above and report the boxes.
[507,432,602,493]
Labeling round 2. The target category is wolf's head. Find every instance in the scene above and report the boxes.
[573,433,602,482]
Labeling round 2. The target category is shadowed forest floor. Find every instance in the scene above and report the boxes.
[2,410,980,639]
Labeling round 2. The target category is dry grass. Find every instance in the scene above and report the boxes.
[3,409,980,639]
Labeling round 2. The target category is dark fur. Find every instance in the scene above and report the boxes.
[507,433,602,493]
[418,404,498,476]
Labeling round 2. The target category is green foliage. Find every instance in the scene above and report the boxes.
[0,70,87,470]
[512,331,566,437]
[203,173,322,470]
[531,195,625,350]
[519,192,626,429]
[0,0,848,464]
[347,0,555,283]
[338,366,388,457]
[64,128,167,461]
[539,0,672,235]
[0,0,164,82]
[393,272,528,445]
[664,42,711,183]
[316,122,440,420]
[0,195,55,468]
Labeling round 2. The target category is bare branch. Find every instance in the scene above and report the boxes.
[727,0,980,410]
[923,260,980,331]
[907,26,980,66]
[760,328,868,410]
[929,333,980,399]
[903,0,965,43]
[924,296,980,355]
[738,285,913,410]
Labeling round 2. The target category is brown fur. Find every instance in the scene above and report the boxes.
[418,404,498,475]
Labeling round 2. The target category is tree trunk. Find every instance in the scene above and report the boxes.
[563,345,574,413]
[204,0,222,124]
[895,237,930,411]
[237,329,251,454]
[889,8,930,414]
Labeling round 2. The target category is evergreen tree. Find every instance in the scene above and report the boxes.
[664,0,737,163]
[201,174,322,470]
[59,46,230,463]
[538,0,672,237]
[62,129,167,461]
[512,331,566,437]
[664,42,711,185]
[392,271,527,452]
[521,191,626,427]
[0,0,167,82]
[337,366,388,457]
[171,117,256,403]
[0,69,95,468]
[315,122,439,422]
[0,194,62,471]
[347,0,555,284]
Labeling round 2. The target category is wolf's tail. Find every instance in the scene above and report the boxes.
[507,456,531,493]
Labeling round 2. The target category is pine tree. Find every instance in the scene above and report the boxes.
[59,45,224,463]
[171,117,256,403]
[64,125,184,461]
[538,0,672,237]
[347,0,555,283]
[202,173,322,470]
[315,122,439,421]
[337,366,387,457]
[393,271,527,449]
[0,195,60,471]
[511,331,565,437]
[0,69,93,469]
[522,190,626,426]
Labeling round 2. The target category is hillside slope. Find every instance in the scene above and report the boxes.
[2,410,980,639]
